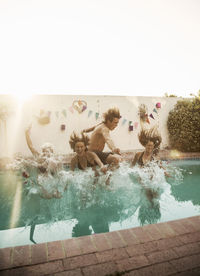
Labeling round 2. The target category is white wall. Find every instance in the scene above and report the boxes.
[0,95,180,157]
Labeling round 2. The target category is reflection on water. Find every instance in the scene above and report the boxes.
[0,159,200,247]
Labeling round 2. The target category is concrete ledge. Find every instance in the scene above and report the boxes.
[0,216,200,275]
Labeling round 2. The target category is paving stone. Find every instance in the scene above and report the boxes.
[145,248,178,264]
[170,253,200,272]
[156,222,176,238]
[96,247,128,263]
[76,236,97,254]
[82,261,117,276]
[12,245,30,267]
[54,269,82,276]
[143,223,165,240]
[125,241,159,257]
[168,220,189,235]
[91,233,111,252]
[180,218,199,233]
[127,261,177,276]
[47,241,65,261]
[31,243,47,265]
[116,254,149,272]
[118,229,140,246]
[63,238,81,258]
[179,231,200,244]
[63,253,98,270]
[172,267,200,276]
[0,247,13,270]
[173,242,200,258]
[130,227,153,243]
[104,231,125,249]
[3,260,63,276]
[156,236,183,250]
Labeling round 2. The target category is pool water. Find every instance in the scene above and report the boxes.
[0,159,200,248]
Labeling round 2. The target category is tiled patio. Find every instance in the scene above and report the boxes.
[0,215,200,276]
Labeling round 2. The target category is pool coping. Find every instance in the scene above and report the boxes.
[0,215,200,275]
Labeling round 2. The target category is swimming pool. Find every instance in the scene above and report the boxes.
[0,159,200,248]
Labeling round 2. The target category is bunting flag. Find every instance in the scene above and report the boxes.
[153,108,158,114]
[69,106,74,113]
[95,112,99,120]
[82,105,87,112]
[62,109,67,118]
[122,119,127,125]
[134,122,138,129]
[129,121,132,126]
[129,125,133,131]
[88,110,93,117]
[55,111,59,118]
[149,113,155,120]
[156,102,161,109]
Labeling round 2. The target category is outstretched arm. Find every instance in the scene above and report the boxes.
[25,125,39,157]
[131,152,140,167]
[70,156,77,171]
[101,126,121,154]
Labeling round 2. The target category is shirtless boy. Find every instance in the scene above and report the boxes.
[83,108,122,166]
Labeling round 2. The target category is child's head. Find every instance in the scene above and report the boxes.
[69,132,90,154]
[138,127,162,155]
[41,143,54,157]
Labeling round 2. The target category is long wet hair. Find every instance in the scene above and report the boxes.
[138,127,162,155]
[69,132,90,152]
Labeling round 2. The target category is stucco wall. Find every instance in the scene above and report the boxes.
[0,95,180,157]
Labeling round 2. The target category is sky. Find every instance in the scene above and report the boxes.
[0,0,199,97]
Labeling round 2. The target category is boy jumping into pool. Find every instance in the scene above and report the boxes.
[82,107,123,167]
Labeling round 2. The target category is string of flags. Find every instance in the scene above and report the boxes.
[35,101,161,132]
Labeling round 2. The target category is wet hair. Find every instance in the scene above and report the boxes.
[138,127,162,155]
[103,108,121,123]
[69,132,90,152]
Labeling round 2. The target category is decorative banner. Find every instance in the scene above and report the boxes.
[61,124,65,131]
[69,106,74,113]
[134,122,139,129]
[55,111,59,118]
[122,119,127,125]
[149,113,155,120]
[129,125,133,131]
[37,110,51,125]
[129,121,132,126]
[153,108,158,114]
[156,102,161,109]
[95,112,99,120]
[62,109,67,118]
[73,100,87,113]
[88,110,93,117]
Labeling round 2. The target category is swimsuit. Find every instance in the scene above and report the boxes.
[93,151,113,165]
[77,157,96,170]
[137,152,154,167]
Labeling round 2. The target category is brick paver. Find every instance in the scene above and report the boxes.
[0,216,200,276]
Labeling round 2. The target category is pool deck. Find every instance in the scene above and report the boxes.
[0,215,200,276]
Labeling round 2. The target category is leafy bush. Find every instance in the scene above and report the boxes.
[167,97,200,152]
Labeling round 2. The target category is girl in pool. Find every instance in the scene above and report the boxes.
[131,127,169,202]
[131,127,161,167]
[69,132,107,174]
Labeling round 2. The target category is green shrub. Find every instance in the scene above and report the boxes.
[167,97,200,152]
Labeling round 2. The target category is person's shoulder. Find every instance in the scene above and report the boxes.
[135,152,142,158]
[86,151,96,158]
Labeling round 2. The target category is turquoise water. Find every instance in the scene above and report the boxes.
[0,159,200,248]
